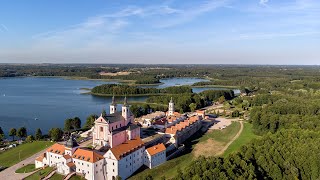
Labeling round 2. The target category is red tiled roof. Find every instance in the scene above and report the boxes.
[165,116,200,135]
[109,138,144,160]
[35,153,46,162]
[73,148,104,163]
[153,118,167,125]
[47,143,66,155]
[63,154,72,159]
[67,162,75,167]
[146,143,166,156]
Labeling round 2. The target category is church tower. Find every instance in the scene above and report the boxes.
[110,95,117,114]
[168,97,175,116]
[122,96,130,122]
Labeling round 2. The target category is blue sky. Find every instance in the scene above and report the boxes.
[0,0,319,64]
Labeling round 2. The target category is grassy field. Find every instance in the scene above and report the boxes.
[130,122,241,180]
[50,173,65,180]
[15,164,36,173]
[0,141,54,168]
[70,175,86,180]
[223,122,259,156]
[25,166,54,180]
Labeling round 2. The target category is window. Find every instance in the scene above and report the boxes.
[100,127,103,132]
[88,171,89,174]
[113,162,114,165]
[116,125,117,128]
[113,169,114,172]
[87,164,89,167]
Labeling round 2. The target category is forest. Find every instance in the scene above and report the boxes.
[91,84,193,95]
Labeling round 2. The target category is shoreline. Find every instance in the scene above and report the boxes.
[192,85,239,89]
[87,92,167,97]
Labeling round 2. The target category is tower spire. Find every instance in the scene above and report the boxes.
[111,95,116,105]
[170,97,173,103]
[123,96,128,106]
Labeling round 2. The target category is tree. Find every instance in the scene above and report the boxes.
[72,117,81,129]
[35,128,42,140]
[84,114,98,128]
[49,128,63,141]
[218,96,226,104]
[25,135,35,143]
[189,103,197,112]
[64,118,73,132]
[0,127,4,141]
[17,127,27,140]
[102,109,107,117]
[231,110,240,117]
[9,128,17,141]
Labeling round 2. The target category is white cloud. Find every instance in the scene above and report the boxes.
[156,0,230,28]
[259,0,269,6]
[0,24,9,32]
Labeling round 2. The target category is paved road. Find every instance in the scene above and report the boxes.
[0,138,93,180]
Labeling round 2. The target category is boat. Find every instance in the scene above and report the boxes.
[34,118,38,121]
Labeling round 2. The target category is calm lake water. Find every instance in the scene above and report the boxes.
[0,77,231,135]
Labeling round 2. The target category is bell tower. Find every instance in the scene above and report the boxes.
[168,97,175,116]
[110,95,117,114]
[122,96,130,123]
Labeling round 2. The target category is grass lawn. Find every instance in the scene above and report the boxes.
[130,122,241,180]
[15,164,36,173]
[0,141,54,168]
[199,121,240,144]
[70,175,86,180]
[223,122,259,157]
[25,166,54,180]
[50,173,65,180]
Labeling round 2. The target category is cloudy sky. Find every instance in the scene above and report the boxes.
[0,0,319,64]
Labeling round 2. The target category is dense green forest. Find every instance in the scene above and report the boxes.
[174,129,320,180]
[146,90,234,113]
[91,84,193,95]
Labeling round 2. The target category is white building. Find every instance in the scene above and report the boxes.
[105,138,145,180]
[72,148,105,180]
[144,143,166,169]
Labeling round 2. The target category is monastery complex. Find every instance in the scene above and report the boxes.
[34,97,206,180]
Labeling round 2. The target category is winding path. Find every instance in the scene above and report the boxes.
[216,120,244,156]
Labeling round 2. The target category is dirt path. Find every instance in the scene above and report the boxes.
[216,120,243,156]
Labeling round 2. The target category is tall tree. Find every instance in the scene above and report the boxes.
[9,128,17,141]
[17,127,27,140]
[64,118,73,132]
[25,135,35,143]
[49,128,63,141]
[0,126,4,141]
[35,128,42,140]
[84,114,98,128]
[189,103,197,112]
[72,117,81,129]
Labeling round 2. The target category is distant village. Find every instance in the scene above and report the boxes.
[34,96,214,180]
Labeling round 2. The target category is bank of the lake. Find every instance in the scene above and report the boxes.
[0,77,213,135]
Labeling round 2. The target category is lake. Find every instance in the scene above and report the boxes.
[0,77,232,135]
